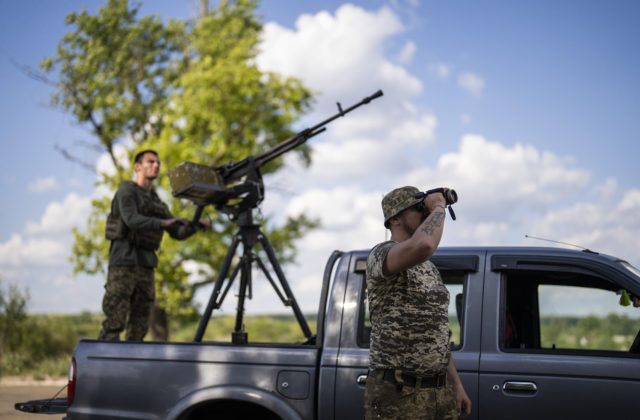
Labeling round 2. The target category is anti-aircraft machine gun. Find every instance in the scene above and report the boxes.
[168,90,383,344]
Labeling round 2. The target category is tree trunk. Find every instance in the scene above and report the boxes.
[150,303,169,341]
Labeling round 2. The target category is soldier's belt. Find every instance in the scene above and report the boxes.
[370,369,447,388]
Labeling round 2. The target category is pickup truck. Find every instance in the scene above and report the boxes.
[16,246,640,419]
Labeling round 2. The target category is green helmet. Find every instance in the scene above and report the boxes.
[381,186,422,227]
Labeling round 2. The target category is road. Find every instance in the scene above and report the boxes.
[1,378,66,420]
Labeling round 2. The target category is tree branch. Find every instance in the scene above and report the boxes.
[3,49,58,88]
[54,144,96,173]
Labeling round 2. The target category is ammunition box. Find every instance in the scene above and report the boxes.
[168,162,226,204]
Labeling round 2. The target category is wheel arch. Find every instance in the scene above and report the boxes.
[166,385,303,420]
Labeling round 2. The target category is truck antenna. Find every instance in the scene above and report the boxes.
[524,234,597,253]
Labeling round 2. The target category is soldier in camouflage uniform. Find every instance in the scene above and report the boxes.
[365,186,471,419]
[99,150,211,341]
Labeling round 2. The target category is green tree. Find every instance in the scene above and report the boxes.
[41,0,317,340]
[0,280,29,359]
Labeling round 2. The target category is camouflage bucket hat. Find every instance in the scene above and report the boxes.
[382,186,422,226]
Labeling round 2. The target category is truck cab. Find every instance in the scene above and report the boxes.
[324,246,640,420]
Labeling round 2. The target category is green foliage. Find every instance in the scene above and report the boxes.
[0,283,101,376]
[40,0,186,157]
[72,196,111,276]
[448,315,461,346]
[0,281,29,353]
[540,313,638,351]
[170,313,318,344]
[41,0,318,335]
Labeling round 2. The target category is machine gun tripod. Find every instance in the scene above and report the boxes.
[191,203,311,344]
[168,90,383,344]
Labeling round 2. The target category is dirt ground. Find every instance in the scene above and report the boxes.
[0,377,67,420]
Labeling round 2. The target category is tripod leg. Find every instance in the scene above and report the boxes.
[194,234,241,342]
[255,257,288,303]
[257,234,313,339]
[217,263,242,305]
[231,248,252,344]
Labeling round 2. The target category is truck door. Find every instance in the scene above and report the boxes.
[331,250,482,420]
[479,251,640,420]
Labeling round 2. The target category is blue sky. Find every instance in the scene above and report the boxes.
[1,0,639,314]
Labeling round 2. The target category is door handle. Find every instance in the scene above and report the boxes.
[503,381,537,393]
[357,374,368,385]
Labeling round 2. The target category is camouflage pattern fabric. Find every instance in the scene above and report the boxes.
[364,373,457,420]
[366,241,451,376]
[381,186,423,226]
[98,265,155,341]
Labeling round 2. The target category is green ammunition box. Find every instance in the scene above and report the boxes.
[168,162,226,204]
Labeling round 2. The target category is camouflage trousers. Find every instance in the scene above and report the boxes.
[364,371,457,420]
[98,265,155,341]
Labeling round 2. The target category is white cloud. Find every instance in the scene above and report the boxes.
[430,63,451,80]
[273,109,436,188]
[255,4,439,196]
[0,233,68,266]
[258,4,422,103]
[28,176,60,193]
[527,187,640,262]
[416,135,591,215]
[397,40,416,64]
[0,190,93,272]
[457,71,485,97]
[619,189,640,213]
[183,260,213,285]
[390,112,437,145]
[25,192,92,235]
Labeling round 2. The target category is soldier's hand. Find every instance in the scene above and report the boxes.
[424,188,448,212]
[198,218,211,231]
[160,218,190,228]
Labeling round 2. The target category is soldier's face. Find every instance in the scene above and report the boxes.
[135,153,160,180]
[399,206,425,236]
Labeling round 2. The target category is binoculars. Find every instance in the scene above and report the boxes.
[414,188,457,205]
[414,188,458,220]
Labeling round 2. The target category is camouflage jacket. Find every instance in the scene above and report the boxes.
[366,241,451,376]
[107,181,197,268]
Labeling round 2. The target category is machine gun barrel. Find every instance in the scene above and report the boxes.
[168,89,383,210]
[216,90,383,184]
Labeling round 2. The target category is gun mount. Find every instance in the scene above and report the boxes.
[168,90,383,344]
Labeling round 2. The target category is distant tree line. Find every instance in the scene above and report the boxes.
[0,281,79,376]
[541,314,638,351]
[0,281,315,377]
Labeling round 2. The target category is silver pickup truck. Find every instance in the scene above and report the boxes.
[17,246,640,419]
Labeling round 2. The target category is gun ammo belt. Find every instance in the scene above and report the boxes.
[369,369,447,388]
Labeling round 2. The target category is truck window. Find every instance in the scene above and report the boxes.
[359,270,468,350]
[502,270,640,355]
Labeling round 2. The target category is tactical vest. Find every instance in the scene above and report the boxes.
[105,182,169,251]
